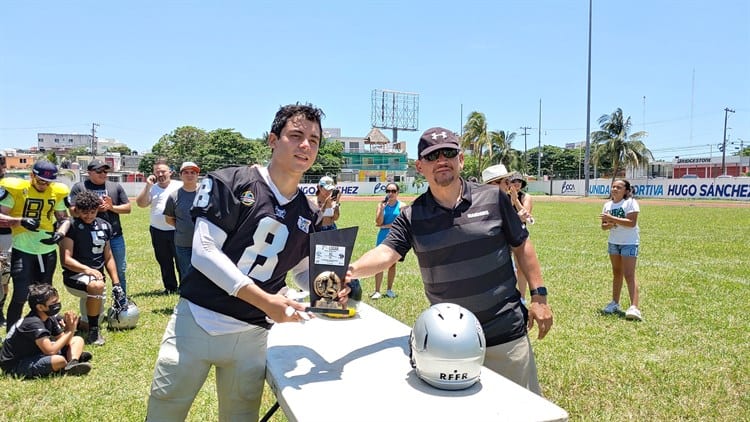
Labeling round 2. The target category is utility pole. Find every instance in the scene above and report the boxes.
[721,108,735,176]
[520,126,531,176]
[91,122,100,159]
[583,0,593,197]
[538,99,542,179]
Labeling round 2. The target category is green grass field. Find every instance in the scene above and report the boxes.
[2,198,749,421]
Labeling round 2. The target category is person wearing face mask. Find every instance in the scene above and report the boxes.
[136,159,183,294]
[0,283,92,378]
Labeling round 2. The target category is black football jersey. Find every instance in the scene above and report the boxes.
[62,217,112,279]
[180,166,317,328]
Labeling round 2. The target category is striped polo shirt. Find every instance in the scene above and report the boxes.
[383,178,529,346]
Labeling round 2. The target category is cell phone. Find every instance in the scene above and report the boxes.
[382,195,388,203]
[332,189,340,199]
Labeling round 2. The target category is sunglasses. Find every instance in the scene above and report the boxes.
[423,148,459,162]
[33,176,51,185]
[94,169,108,174]
[386,189,398,193]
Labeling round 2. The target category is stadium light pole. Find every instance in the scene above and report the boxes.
[583,0,593,197]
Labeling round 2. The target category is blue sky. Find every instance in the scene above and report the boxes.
[1,1,748,162]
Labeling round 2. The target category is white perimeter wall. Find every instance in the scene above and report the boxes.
[118,178,749,201]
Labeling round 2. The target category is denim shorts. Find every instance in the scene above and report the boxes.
[608,243,639,257]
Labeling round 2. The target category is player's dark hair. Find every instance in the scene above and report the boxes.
[270,103,325,138]
[28,283,59,309]
[75,190,102,211]
[613,178,633,199]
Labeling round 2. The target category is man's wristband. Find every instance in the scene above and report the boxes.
[530,286,548,297]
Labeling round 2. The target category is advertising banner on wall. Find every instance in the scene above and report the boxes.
[527,178,750,201]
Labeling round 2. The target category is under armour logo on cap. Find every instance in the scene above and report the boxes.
[418,127,460,158]
[431,131,449,140]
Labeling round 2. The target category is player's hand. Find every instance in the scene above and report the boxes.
[85,269,104,281]
[527,299,553,340]
[20,218,40,232]
[40,231,64,245]
[100,195,113,211]
[63,311,79,333]
[265,293,308,323]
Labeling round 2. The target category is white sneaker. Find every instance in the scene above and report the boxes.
[385,290,397,298]
[602,301,620,314]
[625,306,643,321]
[370,292,382,300]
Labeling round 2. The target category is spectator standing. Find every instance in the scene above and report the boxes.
[371,182,403,299]
[0,284,92,378]
[68,159,132,295]
[136,159,182,294]
[163,161,200,283]
[147,103,328,421]
[346,128,553,395]
[600,178,642,321]
[0,161,70,329]
[0,155,11,326]
[60,190,124,346]
[483,165,534,304]
[316,176,340,231]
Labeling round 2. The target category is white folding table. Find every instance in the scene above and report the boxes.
[265,302,568,422]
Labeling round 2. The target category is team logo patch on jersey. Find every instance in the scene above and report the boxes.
[297,216,312,233]
[239,190,255,207]
[275,206,286,219]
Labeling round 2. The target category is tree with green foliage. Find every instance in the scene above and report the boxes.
[488,130,519,169]
[461,111,490,179]
[66,146,90,162]
[591,108,652,182]
[306,138,344,181]
[107,145,132,155]
[195,129,269,173]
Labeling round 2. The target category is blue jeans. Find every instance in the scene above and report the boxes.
[174,245,193,284]
[110,235,128,295]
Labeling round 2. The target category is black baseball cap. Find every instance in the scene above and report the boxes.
[87,159,111,172]
[418,127,461,158]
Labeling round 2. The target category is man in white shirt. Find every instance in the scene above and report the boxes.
[135,159,182,294]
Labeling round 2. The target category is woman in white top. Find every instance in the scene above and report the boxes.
[599,179,642,321]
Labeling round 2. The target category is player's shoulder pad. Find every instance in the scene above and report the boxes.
[51,182,71,199]
[0,177,29,192]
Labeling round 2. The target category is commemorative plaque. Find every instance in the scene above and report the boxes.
[309,226,358,312]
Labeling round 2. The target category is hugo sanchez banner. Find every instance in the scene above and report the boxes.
[531,178,750,201]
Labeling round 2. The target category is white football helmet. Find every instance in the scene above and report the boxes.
[410,303,486,390]
[107,297,140,329]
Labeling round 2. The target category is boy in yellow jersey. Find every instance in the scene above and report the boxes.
[0,161,70,330]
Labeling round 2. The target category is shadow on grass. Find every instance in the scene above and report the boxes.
[131,289,176,299]
[150,307,175,316]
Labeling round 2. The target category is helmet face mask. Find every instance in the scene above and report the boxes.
[107,298,140,329]
[410,303,486,390]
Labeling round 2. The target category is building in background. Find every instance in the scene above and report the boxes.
[37,133,128,154]
[324,127,408,183]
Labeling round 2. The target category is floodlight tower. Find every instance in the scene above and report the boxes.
[371,89,419,144]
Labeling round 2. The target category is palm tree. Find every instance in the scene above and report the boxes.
[591,108,652,182]
[461,111,489,179]
[487,130,518,168]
